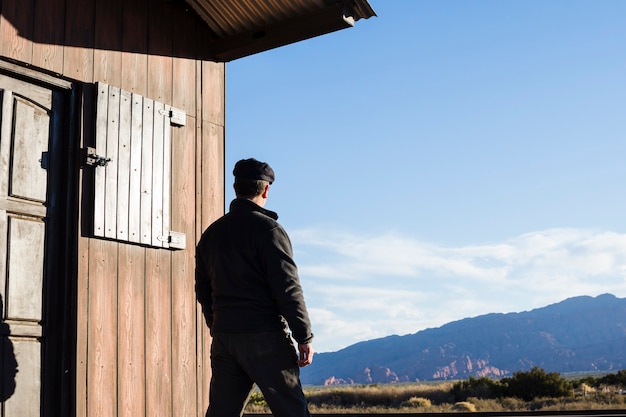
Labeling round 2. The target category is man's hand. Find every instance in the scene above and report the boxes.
[297,343,314,367]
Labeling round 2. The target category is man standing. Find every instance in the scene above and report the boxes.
[196,158,314,417]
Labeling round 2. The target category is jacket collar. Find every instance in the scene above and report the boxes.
[229,198,279,220]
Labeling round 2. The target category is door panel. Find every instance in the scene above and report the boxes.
[9,96,50,203]
[0,71,63,417]
[6,215,45,321]
[4,339,40,417]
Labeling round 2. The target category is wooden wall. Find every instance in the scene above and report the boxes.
[0,0,224,416]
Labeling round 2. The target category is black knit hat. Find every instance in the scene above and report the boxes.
[233,158,275,184]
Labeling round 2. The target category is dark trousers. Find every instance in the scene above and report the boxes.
[207,330,311,417]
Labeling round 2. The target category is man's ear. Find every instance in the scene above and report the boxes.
[262,184,269,198]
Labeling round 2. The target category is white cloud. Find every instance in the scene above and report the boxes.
[292,228,626,352]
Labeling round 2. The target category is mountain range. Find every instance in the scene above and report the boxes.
[300,293,626,386]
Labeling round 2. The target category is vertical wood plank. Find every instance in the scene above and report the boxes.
[170,8,198,412]
[201,62,225,127]
[196,57,226,417]
[172,125,197,416]
[127,94,143,243]
[93,83,109,237]
[194,59,209,417]
[93,0,123,85]
[91,3,123,417]
[146,1,175,412]
[147,0,173,104]
[116,89,132,241]
[145,248,172,417]
[87,240,118,417]
[140,99,154,246]
[32,0,65,73]
[200,61,226,229]
[75,233,90,417]
[201,122,225,228]
[171,122,197,417]
[171,4,198,116]
[76,85,95,417]
[121,0,148,95]
[117,244,146,417]
[162,112,171,247]
[63,0,95,81]
[104,86,120,239]
[0,0,34,64]
[198,121,223,417]
[118,5,149,410]
[120,0,149,244]
[150,102,165,247]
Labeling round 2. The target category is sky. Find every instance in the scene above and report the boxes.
[224,0,626,353]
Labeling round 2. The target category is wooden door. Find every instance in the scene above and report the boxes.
[0,71,69,417]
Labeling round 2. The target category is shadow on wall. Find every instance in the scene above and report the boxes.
[1,0,215,60]
[0,295,17,401]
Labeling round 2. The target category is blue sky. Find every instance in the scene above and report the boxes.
[224,1,626,353]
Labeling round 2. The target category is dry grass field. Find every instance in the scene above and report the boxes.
[244,379,626,414]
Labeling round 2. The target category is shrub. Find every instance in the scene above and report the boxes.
[453,376,503,401]
[598,369,626,388]
[497,396,527,411]
[501,367,573,401]
[403,396,431,408]
[452,401,477,412]
[464,397,505,412]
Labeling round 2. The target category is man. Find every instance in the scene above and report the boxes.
[195,158,314,417]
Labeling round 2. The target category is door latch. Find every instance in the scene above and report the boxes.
[84,147,111,167]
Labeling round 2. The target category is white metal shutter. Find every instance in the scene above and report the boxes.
[91,82,186,249]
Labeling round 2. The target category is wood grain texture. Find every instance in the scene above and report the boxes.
[121,0,148,94]
[117,244,146,417]
[140,98,154,245]
[150,101,165,247]
[171,4,198,115]
[145,248,173,417]
[200,121,225,228]
[62,0,95,80]
[171,114,198,417]
[103,86,121,239]
[86,239,118,417]
[201,62,225,127]
[0,0,34,64]
[127,95,143,243]
[116,89,132,241]
[89,5,123,416]
[93,0,123,84]
[0,0,228,415]
[32,0,65,72]
[145,12,175,417]
[116,8,149,412]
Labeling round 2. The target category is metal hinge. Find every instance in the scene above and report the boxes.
[157,231,186,250]
[159,107,186,127]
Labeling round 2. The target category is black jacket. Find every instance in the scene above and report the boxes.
[195,198,313,344]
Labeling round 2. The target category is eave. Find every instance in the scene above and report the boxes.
[183,0,376,61]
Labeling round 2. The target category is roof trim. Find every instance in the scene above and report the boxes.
[183,0,376,61]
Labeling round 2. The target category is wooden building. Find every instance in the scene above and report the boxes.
[0,0,375,416]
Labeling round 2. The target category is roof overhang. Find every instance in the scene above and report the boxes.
[183,0,376,61]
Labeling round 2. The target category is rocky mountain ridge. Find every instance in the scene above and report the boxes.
[300,294,626,385]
